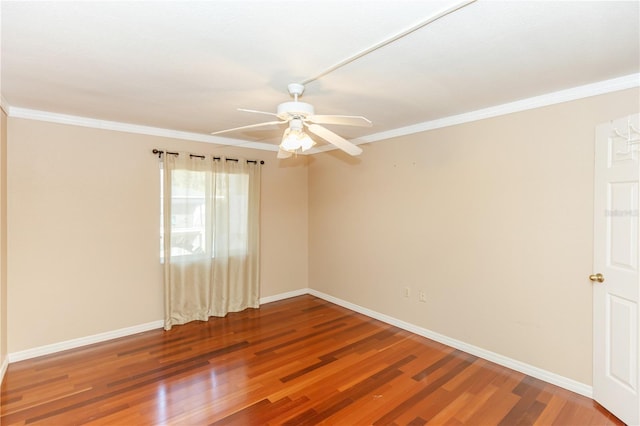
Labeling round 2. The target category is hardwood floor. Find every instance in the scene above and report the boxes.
[1,295,624,425]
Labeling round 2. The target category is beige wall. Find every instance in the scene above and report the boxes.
[308,88,640,385]
[5,87,639,386]
[7,119,308,353]
[0,108,7,370]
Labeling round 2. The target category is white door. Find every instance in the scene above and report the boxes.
[593,113,640,425]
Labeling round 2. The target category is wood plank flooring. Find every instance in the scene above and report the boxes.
[0,295,624,425]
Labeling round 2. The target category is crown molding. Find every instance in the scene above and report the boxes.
[308,73,640,154]
[355,73,640,145]
[5,73,639,155]
[7,106,279,152]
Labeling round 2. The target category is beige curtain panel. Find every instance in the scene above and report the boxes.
[161,153,261,330]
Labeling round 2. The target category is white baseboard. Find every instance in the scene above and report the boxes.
[5,290,309,363]
[307,289,593,398]
[6,290,309,364]
[5,288,593,399]
[0,356,8,385]
[8,320,164,363]
[260,288,309,304]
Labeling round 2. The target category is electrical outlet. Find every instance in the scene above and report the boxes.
[419,291,427,302]
[404,287,410,298]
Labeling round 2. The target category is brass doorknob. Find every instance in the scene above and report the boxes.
[589,273,605,283]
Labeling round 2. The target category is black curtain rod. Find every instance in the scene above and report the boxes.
[152,149,264,165]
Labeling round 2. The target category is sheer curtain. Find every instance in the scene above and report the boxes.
[161,152,261,330]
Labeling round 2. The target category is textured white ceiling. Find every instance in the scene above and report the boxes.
[1,1,639,153]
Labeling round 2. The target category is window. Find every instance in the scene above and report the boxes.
[160,168,250,260]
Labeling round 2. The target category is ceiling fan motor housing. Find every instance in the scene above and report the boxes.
[277,101,315,119]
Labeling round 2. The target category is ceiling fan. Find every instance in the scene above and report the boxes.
[211,83,372,159]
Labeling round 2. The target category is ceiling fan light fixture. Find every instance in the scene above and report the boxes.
[280,118,316,153]
[299,134,316,151]
[280,127,316,152]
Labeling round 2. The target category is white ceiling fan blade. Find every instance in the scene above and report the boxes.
[277,148,293,159]
[306,124,363,156]
[308,115,372,127]
[210,120,285,135]
[238,108,280,118]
